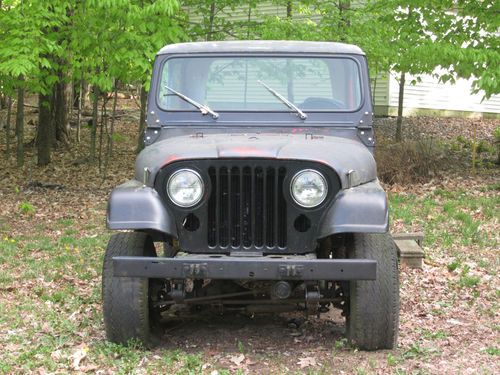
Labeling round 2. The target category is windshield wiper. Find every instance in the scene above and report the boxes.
[257,80,307,120]
[164,85,219,119]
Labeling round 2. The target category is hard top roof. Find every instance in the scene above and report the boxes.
[158,40,365,56]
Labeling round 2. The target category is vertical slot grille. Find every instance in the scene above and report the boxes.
[207,164,287,250]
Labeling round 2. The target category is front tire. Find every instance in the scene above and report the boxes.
[346,233,399,350]
[102,232,156,346]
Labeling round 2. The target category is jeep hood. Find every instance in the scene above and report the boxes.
[135,134,377,189]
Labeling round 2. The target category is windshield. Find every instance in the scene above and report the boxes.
[158,56,362,113]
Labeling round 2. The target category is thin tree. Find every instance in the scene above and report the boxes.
[37,92,52,165]
[15,77,24,167]
[5,96,12,159]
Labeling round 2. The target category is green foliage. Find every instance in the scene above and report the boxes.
[386,353,398,366]
[19,201,35,215]
[0,0,183,96]
[447,259,461,272]
[483,347,500,356]
[69,0,183,91]
[458,265,481,289]
[237,340,246,353]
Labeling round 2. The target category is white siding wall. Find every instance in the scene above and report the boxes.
[371,73,390,108]
[387,72,500,115]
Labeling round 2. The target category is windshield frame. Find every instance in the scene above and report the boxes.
[155,53,365,116]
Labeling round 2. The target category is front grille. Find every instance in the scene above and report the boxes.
[207,165,287,249]
[156,159,340,254]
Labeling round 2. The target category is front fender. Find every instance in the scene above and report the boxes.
[107,180,177,237]
[318,180,388,237]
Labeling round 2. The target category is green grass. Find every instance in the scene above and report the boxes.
[419,329,448,340]
[0,180,498,373]
[0,229,231,374]
[482,347,500,356]
[389,189,499,253]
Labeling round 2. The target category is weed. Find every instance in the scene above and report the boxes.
[483,347,499,356]
[420,329,448,340]
[179,354,203,374]
[459,274,481,288]
[447,260,461,272]
[237,340,246,354]
[334,338,347,350]
[387,353,398,366]
[403,343,430,359]
[112,132,127,142]
[458,265,481,288]
[481,181,500,192]
[19,201,35,215]
[57,218,74,227]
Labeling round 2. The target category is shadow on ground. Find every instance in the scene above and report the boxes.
[157,308,345,352]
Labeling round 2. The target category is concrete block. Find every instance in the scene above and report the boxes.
[392,232,424,246]
[394,238,424,269]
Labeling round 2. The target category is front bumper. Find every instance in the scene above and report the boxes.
[113,254,377,281]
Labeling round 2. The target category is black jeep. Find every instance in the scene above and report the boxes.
[103,41,399,351]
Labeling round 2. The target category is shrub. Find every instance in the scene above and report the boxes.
[375,136,448,184]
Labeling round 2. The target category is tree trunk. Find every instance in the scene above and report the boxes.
[339,0,351,31]
[471,121,477,174]
[136,85,148,154]
[286,1,292,18]
[16,80,25,167]
[54,76,71,145]
[5,96,12,159]
[81,80,90,110]
[0,93,6,109]
[98,98,107,171]
[395,71,405,142]
[207,2,215,41]
[371,75,378,108]
[37,92,52,166]
[109,81,118,157]
[90,86,99,163]
[76,80,82,143]
[103,82,118,181]
[50,85,57,147]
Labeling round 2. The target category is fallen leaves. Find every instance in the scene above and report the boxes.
[71,345,89,370]
[297,356,317,369]
[228,353,245,366]
[0,114,498,374]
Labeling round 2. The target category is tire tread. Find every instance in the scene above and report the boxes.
[346,233,399,350]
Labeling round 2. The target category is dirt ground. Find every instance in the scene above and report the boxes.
[0,103,498,374]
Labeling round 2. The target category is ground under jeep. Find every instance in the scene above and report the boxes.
[103,41,399,351]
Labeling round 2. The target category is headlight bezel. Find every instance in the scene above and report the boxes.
[166,168,204,208]
[290,169,329,208]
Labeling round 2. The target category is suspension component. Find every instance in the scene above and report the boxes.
[271,281,292,299]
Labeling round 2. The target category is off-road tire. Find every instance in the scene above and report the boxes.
[346,233,399,350]
[102,232,156,346]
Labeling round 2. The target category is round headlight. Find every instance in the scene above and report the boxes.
[290,169,328,208]
[167,169,204,207]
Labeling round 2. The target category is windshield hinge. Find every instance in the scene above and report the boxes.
[357,126,375,147]
[144,127,161,146]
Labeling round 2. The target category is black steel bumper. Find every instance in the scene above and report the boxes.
[112,255,377,281]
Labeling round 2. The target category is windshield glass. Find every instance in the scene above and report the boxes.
[158,56,362,112]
